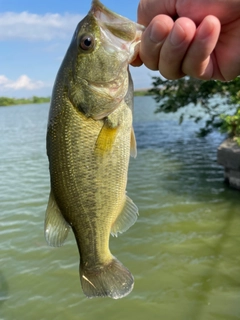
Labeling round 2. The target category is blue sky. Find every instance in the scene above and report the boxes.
[0,0,158,98]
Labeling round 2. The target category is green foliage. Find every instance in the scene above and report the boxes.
[220,108,240,145]
[0,96,51,107]
[31,96,51,104]
[134,90,154,97]
[149,76,240,137]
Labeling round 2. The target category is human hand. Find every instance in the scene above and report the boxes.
[135,0,240,81]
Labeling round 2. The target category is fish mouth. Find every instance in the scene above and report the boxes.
[89,78,124,94]
[87,74,128,107]
[90,0,144,63]
[84,71,129,120]
[83,1,144,121]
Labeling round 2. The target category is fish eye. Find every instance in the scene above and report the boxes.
[79,34,95,51]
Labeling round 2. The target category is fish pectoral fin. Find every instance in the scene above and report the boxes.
[130,126,137,158]
[95,120,119,155]
[111,195,138,237]
[44,190,71,247]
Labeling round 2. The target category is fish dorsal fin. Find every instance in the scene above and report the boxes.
[44,190,71,247]
[130,126,137,158]
[95,120,119,156]
[111,195,138,237]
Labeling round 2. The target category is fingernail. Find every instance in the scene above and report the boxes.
[149,21,166,43]
[198,18,214,40]
[170,23,185,46]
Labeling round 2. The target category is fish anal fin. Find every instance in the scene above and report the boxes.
[95,121,119,155]
[44,190,71,247]
[80,257,134,299]
[111,195,138,237]
[130,126,137,158]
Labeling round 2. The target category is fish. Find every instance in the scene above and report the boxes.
[44,0,144,299]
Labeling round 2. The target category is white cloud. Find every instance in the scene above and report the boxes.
[0,75,9,85]
[0,75,46,91]
[0,12,84,41]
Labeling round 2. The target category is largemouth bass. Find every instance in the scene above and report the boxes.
[45,0,144,299]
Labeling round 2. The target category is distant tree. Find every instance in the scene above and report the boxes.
[32,96,40,103]
[0,97,15,106]
[149,76,240,140]
[0,96,51,107]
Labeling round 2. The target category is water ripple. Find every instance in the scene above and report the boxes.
[0,100,239,320]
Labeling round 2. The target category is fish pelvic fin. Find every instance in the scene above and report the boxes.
[44,190,71,247]
[80,257,134,299]
[111,195,138,237]
[130,126,137,158]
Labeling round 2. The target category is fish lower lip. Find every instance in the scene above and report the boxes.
[88,79,124,96]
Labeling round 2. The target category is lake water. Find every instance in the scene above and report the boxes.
[0,97,240,320]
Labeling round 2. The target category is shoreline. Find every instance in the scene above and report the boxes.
[0,96,51,107]
[0,90,153,107]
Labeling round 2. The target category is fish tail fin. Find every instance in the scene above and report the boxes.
[80,257,134,299]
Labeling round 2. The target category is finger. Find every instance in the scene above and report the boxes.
[216,20,240,80]
[137,0,177,26]
[159,18,196,79]
[182,15,221,79]
[130,54,143,67]
[139,15,174,70]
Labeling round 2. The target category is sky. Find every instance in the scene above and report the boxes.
[0,0,158,98]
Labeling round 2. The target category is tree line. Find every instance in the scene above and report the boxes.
[0,96,51,107]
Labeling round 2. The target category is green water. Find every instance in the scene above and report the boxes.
[0,97,240,320]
